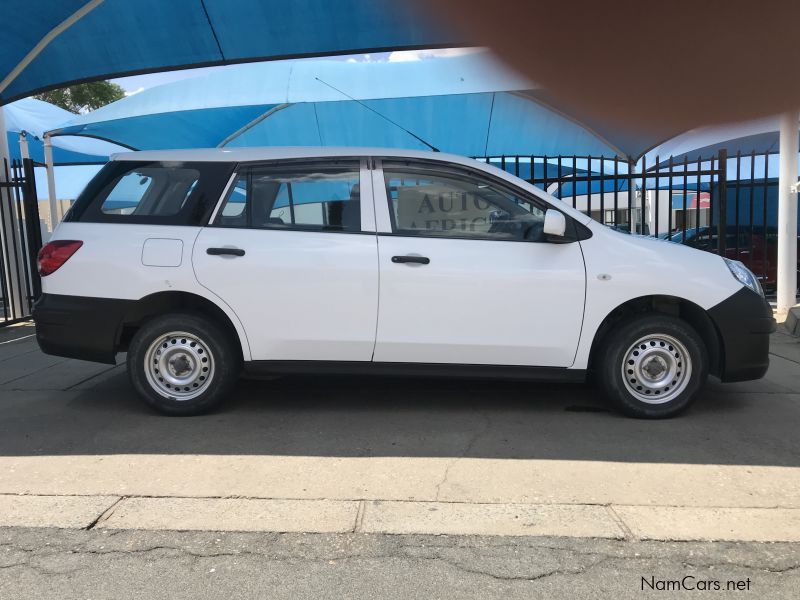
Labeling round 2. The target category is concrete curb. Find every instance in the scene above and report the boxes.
[3,494,800,542]
[360,500,624,538]
[3,456,799,508]
[99,497,360,533]
[0,494,120,529]
[613,505,800,542]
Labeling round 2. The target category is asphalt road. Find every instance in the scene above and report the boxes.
[1,322,800,598]
[1,528,798,600]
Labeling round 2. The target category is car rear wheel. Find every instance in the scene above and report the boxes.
[598,314,708,418]
[127,312,240,416]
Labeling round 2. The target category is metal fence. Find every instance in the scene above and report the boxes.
[481,150,795,291]
[0,158,42,326]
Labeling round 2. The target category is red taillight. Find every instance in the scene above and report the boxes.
[37,240,83,276]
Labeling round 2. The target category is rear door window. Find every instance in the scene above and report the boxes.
[213,161,362,233]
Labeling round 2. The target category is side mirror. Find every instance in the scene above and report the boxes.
[543,209,566,238]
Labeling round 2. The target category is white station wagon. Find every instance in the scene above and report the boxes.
[33,147,774,418]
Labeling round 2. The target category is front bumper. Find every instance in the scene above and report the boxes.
[707,287,775,382]
[32,293,133,364]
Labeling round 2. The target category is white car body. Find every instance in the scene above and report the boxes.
[33,147,774,416]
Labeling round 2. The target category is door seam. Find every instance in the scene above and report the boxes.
[570,239,589,368]
[189,227,254,361]
[367,158,380,361]
[371,234,381,361]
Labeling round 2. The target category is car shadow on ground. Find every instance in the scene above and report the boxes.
[2,365,797,467]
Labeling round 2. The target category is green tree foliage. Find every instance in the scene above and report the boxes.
[34,81,126,114]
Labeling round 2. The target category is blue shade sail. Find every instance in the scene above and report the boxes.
[6,3,788,161]
[49,56,620,158]
[0,0,458,105]
[4,97,123,163]
[643,115,792,167]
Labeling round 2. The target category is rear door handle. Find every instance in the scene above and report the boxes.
[207,247,245,257]
[391,255,430,265]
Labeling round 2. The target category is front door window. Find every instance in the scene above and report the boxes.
[383,163,546,241]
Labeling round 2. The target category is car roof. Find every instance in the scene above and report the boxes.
[110,146,479,166]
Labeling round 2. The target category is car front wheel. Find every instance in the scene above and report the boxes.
[598,314,708,418]
[127,312,240,416]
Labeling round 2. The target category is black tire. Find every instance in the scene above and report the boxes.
[597,314,708,419]
[127,312,241,416]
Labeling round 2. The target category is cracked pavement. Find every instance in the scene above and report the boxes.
[434,409,493,501]
[1,528,799,599]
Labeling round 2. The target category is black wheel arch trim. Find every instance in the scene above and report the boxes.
[585,289,774,384]
[587,295,723,378]
[706,287,775,382]
[33,292,245,365]
[33,293,134,364]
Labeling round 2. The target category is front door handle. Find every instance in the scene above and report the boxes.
[392,255,430,265]
[207,247,245,257]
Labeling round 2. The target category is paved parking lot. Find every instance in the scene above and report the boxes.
[1,528,798,600]
[1,320,800,541]
[2,320,800,597]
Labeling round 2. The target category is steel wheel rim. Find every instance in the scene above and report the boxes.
[144,331,215,401]
[621,333,692,404]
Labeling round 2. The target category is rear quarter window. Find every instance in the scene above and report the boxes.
[66,160,234,225]
[100,167,198,216]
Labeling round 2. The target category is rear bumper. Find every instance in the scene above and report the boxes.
[32,293,133,364]
[707,287,775,382]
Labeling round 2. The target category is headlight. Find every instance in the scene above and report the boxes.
[723,258,764,297]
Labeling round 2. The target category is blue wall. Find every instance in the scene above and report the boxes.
[713,179,800,229]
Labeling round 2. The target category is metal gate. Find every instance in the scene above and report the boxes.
[481,153,726,239]
[0,158,42,326]
[481,151,796,292]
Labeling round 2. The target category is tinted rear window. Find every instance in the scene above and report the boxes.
[66,160,234,225]
[100,167,199,216]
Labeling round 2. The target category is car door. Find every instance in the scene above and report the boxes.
[193,158,379,362]
[371,159,586,367]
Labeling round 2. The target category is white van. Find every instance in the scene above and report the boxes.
[33,148,774,418]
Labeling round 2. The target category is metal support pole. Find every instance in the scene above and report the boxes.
[0,106,9,175]
[217,103,292,147]
[18,131,29,161]
[626,158,634,232]
[777,111,799,315]
[43,134,59,231]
